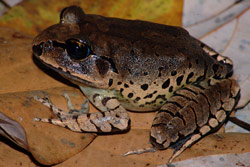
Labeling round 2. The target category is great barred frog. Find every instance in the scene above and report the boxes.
[32,6,240,163]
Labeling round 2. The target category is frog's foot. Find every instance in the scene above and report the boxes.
[34,92,130,133]
[63,92,89,115]
[34,94,67,118]
[34,92,89,119]
[122,147,156,157]
[34,92,90,131]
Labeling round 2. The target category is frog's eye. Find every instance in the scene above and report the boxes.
[66,39,91,60]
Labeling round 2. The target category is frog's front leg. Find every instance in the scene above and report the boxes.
[151,78,240,163]
[35,91,130,133]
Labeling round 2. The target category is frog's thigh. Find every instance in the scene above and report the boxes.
[198,39,233,66]
[150,78,240,162]
[38,97,130,133]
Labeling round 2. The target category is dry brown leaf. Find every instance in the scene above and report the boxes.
[0,86,96,165]
[0,112,28,150]
[159,152,250,167]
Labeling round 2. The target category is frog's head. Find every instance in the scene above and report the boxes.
[32,6,118,88]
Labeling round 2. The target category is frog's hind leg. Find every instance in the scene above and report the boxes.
[34,92,130,133]
[198,39,233,68]
[150,78,240,163]
[192,36,233,71]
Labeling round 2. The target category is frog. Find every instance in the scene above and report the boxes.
[32,6,240,163]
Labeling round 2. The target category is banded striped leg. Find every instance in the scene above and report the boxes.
[150,78,240,163]
[35,93,130,133]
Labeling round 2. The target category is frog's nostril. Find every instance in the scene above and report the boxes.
[32,42,44,56]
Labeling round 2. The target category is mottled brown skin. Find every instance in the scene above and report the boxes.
[32,6,240,163]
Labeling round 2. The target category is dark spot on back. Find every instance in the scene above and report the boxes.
[141,84,148,91]
[186,72,194,84]
[128,93,133,98]
[117,82,122,85]
[158,67,164,77]
[169,86,173,92]
[124,83,129,88]
[108,79,113,87]
[130,80,134,85]
[144,90,158,99]
[135,97,141,101]
[144,94,153,99]
[162,79,170,89]
[176,75,184,86]
[156,94,166,101]
[120,88,124,93]
[171,71,177,76]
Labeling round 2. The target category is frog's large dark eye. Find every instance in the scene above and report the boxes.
[66,39,91,60]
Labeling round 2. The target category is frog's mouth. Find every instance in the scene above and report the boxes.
[34,54,95,87]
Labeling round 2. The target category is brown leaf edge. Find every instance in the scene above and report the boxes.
[0,112,28,150]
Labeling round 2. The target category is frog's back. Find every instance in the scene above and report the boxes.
[81,14,231,80]
[77,14,232,111]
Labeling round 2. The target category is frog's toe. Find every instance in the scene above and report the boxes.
[62,92,75,110]
[34,117,50,122]
[123,147,156,157]
[35,117,83,132]
[63,93,89,115]
[33,95,52,108]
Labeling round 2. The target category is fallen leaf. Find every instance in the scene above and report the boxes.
[158,152,250,167]
[0,112,28,150]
